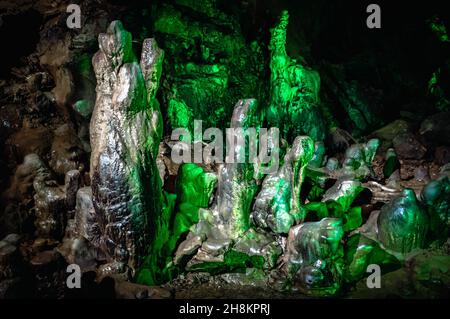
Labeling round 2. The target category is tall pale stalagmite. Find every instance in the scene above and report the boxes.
[89,21,164,275]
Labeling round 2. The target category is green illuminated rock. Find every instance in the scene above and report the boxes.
[211,99,260,238]
[342,138,380,180]
[233,229,282,270]
[302,179,365,232]
[378,189,428,254]
[167,163,217,257]
[174,99,260,269]
[421,176,450,243]
[322,179,364,214]
[283,218,344,296]
[309,141,326,168]
[267,10,325,142]
[251,136,315,234]
[428,16,450,43]
[345,234,400,283]
[383,148,400,178]
[152,2,265,129]
[168,97,193,132]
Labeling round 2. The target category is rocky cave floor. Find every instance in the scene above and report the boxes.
[1,0,450,299]
[0,115,449,299]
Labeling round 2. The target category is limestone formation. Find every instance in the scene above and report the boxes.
[251,136,314,234]
[174,99,261,267]
[283,218,344,296]
[89,21,165,276]
[377,189,428,254]
[267,10,325,142]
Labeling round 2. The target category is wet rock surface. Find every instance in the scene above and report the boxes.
[252,136,314,234]
[0,0,450,299]
[89,21,165,276]
[282,218,344,295]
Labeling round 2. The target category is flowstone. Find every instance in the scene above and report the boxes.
[377,189,428,254]
[267,10,325,142]
[342,138,380,180]
[421,176,450,242]
[167,164,217,261]
[210,99,260,236]
[282,218,344,296]
[89,21,166,280]
[251,136,314,234]
[175,99,268,270]
[344,233,400,283]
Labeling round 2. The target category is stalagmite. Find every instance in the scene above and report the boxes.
[89,21,165,276]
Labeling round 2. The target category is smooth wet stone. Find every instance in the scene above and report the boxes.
[196,239,232,262]
[309,141,326,168]
[345,234,400,283]
[90,21,165,276]
[175,99,262,269]
[57,236,100,272]
[421,176,450,239]
[252,135,314,233]
[414,166,430,183]
[97,261,129,282]
[174,234,204,265]
[386,169,402,189]
[283,218,344,296]
[233,229,282,269]
[169,164,217,254]
[73,99,93,118]
[212,99,260,237]
[3,153,51,202]
[383,148,400,178]
[322,179,364,213]
[377,189,428,254]
[342,138,380,180]
[185,240,233,271]
[326,157,340,171]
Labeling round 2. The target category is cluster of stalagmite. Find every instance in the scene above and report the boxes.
[70,16,449,296]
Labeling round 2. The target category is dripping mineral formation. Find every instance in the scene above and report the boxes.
[0,0,449,299]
